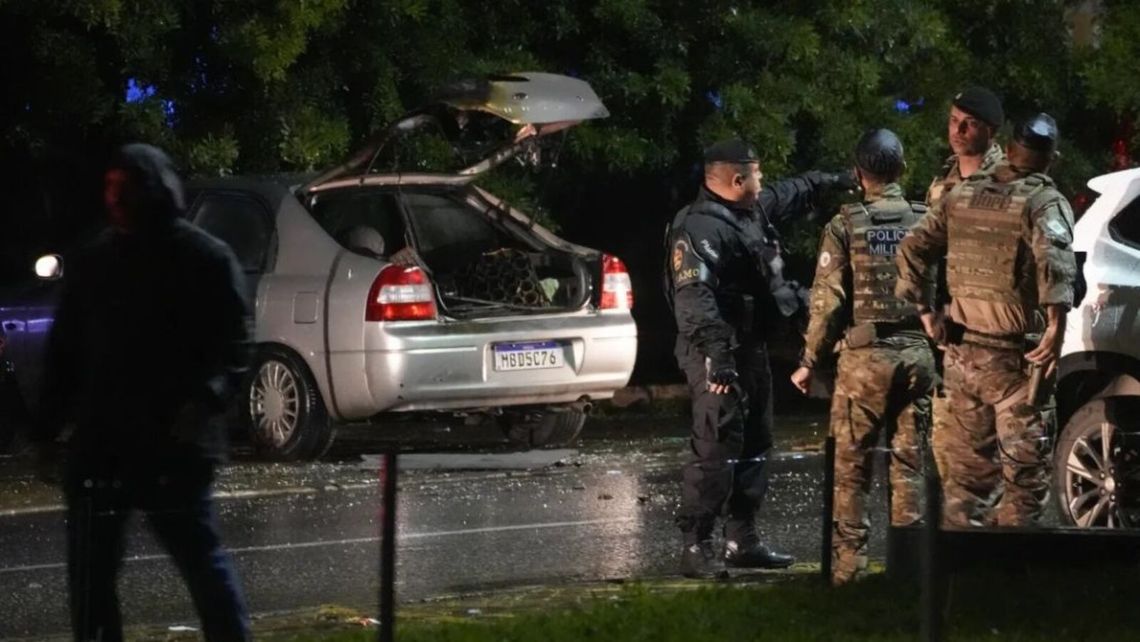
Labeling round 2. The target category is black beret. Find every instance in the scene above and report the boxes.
[1013,113,1059,153]
[952,86,1004,128]
[704,139,759,164]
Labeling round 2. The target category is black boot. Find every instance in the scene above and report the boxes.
[724,539,795,569]
[680,540,723,579]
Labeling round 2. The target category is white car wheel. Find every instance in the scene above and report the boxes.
[1055,398,1140,528]
[251,360,301,449]
[246,348,335,461]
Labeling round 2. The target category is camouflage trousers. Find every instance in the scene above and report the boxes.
[936,343,1050,528]
[831,339,936,585]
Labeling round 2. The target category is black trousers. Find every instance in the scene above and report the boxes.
[65,449,250,642]
[674,336,774,543]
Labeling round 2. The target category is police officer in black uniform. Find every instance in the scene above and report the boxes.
[667,139,855,577]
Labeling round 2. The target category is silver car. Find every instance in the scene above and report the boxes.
[184,73,637,460]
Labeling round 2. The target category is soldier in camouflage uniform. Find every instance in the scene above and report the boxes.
[791,130,936,585]
[925,87,1006,482]
[896,114,1077,528]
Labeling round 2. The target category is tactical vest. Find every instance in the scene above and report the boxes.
[663,199,773,303]
[845,199,926,324]
[945,173,1051,305]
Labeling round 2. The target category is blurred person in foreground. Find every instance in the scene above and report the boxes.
[35,143,253,641]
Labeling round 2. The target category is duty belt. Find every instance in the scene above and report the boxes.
[873,319,923,336]
[961,329,1024,351]
[843,318,923,349]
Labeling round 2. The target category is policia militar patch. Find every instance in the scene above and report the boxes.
[864,227,907,256]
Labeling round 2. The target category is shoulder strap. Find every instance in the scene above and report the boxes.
[686,200,748,233]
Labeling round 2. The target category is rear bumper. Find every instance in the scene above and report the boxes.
[329,311,637,417]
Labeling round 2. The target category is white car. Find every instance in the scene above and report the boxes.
[1055,166,1140,527]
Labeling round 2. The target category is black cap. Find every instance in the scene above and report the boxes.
[854,128,905,179]
[1013,113,1059,154]
[952,86,1004,128]
[704,139,759,164]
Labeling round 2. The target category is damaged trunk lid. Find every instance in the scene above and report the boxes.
[302,72,609,193]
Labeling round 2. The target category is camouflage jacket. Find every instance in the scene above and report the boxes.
[925,142,1005,209]
[897,162,1077,336]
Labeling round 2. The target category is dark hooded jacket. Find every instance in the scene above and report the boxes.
[37,144,251,462]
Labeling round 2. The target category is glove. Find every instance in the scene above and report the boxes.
[824,169,859,192]
[706,354,739,390]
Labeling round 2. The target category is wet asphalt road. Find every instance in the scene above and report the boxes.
[0,414,890,639]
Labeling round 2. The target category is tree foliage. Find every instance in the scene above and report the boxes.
[3,1,1140,239]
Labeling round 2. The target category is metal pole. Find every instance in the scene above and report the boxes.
[920,451,943,642]
[379,451,398,642]
[821,435,836,583]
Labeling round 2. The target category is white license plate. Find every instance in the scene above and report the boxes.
[493,341,564,372]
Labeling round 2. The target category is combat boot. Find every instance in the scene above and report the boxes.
[724,538,795,569]
[680,540,723,579]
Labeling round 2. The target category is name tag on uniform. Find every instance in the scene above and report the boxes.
[865,228,906,256]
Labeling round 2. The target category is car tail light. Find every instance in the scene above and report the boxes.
[366,265,438,322]
[600,254,634,310]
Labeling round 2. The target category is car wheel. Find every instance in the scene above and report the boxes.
[1054,397,1140,528]
[246,348,335,461]
[499,408,587,449]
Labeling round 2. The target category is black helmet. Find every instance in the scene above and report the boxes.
[1013,113,1059,155]
[854,128,905,180]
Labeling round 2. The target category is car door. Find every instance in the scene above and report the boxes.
[188,190,277,304]
[1067,169,1140,362]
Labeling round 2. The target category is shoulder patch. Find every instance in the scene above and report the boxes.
[819,251,832,268]
[671,240,688,273]
[1043,217,1069,238]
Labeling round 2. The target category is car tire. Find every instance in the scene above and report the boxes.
[245,347,336,461]
[500,408,587,449]
[1054,397,1140,528]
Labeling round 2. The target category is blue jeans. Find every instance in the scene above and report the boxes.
[65,452,250,642]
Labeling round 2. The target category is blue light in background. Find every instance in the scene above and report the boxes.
[894,97,925,114]
[125,77,176,128]
[706,90,723,110]
[162,99,177,127]
[125,78,156,103]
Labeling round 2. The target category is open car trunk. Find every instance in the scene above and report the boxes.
[399,186,599,319]
[301,72,612,320]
